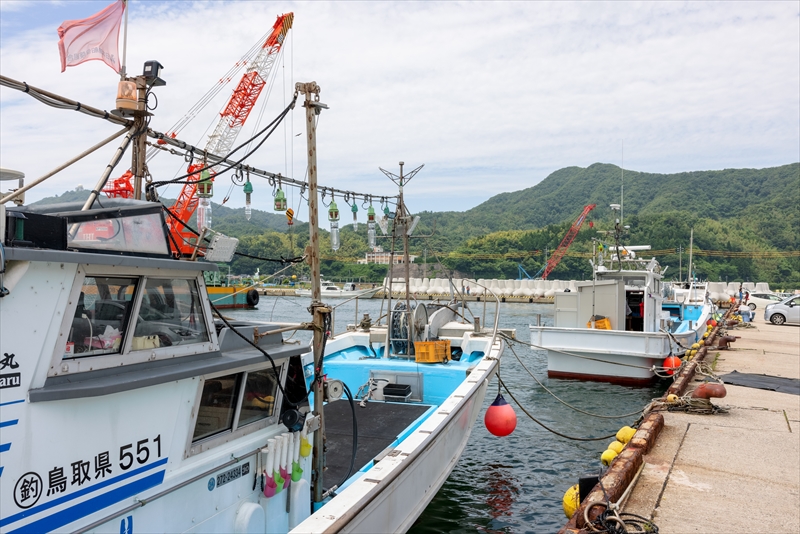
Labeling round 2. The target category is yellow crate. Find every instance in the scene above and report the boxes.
[587,317,612,330]
[414,340,451,363]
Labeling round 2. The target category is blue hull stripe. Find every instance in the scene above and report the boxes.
[0,400,24,407]
[0,443,10,453]
[0,466,3,477]
[0,457,167,528]
[0,419,19,428]
[9,471,165,534]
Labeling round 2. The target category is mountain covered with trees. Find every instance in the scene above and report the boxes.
[30,163,800,285]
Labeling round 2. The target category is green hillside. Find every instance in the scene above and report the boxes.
[414,163,800,251]
[27,163,800,284]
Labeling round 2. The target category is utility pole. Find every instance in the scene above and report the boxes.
[677,245,683,284]
[296,81,329,504]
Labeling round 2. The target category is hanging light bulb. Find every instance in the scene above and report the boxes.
[378,203,389,235]
[196,168,213,231]
[243,179,253,220]
[328,200,340,252]
[367,205,376,249]
[274,187,287,212]
[351,202,358,231]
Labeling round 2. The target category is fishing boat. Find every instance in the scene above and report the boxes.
[204,271,261,310]
[0,72,508,533]
[294,280,380,299]
[529,206,712,385]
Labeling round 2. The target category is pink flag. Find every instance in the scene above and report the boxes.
[58,0,126,73]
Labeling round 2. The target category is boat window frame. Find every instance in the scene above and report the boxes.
[126,276,211,351]
[50,265,218,378]
[185,361,287,458]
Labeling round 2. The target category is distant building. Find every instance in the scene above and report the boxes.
[358,246,418,265]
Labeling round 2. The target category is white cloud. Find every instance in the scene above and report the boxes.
[1,0,798,215]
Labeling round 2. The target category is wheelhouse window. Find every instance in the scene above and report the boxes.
[67,276,138,356]
[239,369,280,427]
[132,278,209,349]
[192,368,280,444]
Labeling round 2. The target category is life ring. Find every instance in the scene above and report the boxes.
[246,289,260,307]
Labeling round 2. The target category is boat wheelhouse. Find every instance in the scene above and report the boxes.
[529,243,712,385]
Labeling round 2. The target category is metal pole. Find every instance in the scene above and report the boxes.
[400,162,413,355]
[120,0,129,79]
[80,126,136,212]
[132,76,147,199]
[296,81,327,504]
[1,127,129,205]
[688,228,694,302]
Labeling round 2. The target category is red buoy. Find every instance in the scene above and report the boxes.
[663,356,681,376]
[484,394,517,436]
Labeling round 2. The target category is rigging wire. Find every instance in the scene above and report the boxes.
[497,376,619,442]
[505,342,645,420]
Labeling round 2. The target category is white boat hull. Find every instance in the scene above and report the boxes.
[530,326,674,385]
[293,338,503,533]
[294,288,380,299]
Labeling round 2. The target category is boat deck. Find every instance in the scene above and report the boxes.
[322,400,431,487]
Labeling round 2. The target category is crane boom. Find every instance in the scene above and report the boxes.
[205,12,293,157]
[168,13,293,255]
[542,203,596,279]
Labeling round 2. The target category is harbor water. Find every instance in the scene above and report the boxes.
[224,297,667,533]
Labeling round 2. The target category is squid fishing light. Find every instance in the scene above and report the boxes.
[367,205,376,249]
[243,179,254,220]
[328,200,340,251]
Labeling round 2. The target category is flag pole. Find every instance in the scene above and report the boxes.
[120,0,129,79]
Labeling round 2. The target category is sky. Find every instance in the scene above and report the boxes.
[1,1,798,217]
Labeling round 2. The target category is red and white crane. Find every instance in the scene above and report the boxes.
[540,203,596,279]
[170,12,294,255]
[102,13,293,255]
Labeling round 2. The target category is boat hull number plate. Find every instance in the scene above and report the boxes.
[212,462,249,490]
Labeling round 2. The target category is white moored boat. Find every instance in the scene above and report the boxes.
[0,72,509,533]
[295,280,380,299]
[529,213,712,385]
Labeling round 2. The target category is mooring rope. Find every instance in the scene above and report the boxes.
[505,342,645,420]
[497,375,620,441]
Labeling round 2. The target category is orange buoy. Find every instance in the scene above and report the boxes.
[691,382,727,399]
[663,356,681,375]
[484,394,517,436]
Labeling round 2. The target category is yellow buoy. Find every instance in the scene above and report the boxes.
[691,343,700,350]
[666,393,679,403]
[601,449,618,466]
[563,484,580,518]
[617,426,636,443]
[702,332,709,339]
[608,440,624,454]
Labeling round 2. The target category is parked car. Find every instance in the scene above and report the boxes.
[746,292,786,311]
[764,295,800,325]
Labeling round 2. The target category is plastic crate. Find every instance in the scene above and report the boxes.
[414,340,450,363]
[587,317,612,330]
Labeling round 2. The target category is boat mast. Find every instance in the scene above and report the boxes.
[380,162,423,355]
[296,81,329,503]
[620,140,624,227]
[688,227,694,301]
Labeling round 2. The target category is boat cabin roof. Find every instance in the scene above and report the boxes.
[4,200,217,272]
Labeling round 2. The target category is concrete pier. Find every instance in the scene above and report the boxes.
[622,314,799,532]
